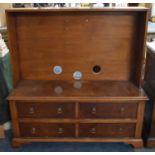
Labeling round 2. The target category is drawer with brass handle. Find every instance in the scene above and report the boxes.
[79,102,138,118]
[19,123,76,137]
[79,123,136,137]
[16,102,75,118]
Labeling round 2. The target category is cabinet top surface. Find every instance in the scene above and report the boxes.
[8,80,148,102]
[6,7,148,13]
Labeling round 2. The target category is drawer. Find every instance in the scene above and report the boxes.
[19,123,75,137]
[16,102,75,118]
[79,123,135,138]
[79,102,138,118]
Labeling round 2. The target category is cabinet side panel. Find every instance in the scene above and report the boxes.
[9,101,20,137]
[135,102,145,138]
[131,11,149,87]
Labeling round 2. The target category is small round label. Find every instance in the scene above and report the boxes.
[53,66,62,74]
[73,71,82,80]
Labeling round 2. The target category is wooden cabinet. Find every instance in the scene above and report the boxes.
[6,8,148,148]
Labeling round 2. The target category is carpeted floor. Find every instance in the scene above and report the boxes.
[0,130,134,152]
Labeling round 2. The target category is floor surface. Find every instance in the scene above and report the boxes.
[1,130,155,152]
[0,130,134,152]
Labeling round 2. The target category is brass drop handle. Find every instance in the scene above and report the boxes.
[90,128,96,134]
[58,128,63,134]
[31,127,36,134]
[120,107,125,113]
[91,107,96,114]
[29,107,35,114]
[119,127,123,132]
[57,107,63,114]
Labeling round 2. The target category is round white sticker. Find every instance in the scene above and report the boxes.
[73,71,82,80]
[53,66,62,74]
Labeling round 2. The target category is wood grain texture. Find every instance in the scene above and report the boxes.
[17,14,134,80]
[79,102,138,119]
[16,13,136,81]
[6,9,148,86]
[135,102,145,138]
[79,123,135,138]
[6,12,21,86]
[146,138,155,148]
[75,124,79,137]
[18,118,137,123]
[9,101,20,137]
[132,11,148,87]
[16,102,75,118]
[19,122,75,137]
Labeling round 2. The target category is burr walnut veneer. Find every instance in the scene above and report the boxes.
[6,8,148,148]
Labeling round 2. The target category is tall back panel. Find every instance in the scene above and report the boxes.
[6,9,148,87]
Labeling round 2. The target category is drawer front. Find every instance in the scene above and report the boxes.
[79,102,138,118]
[17,102,75,118]
[79,123,135,138]
[19,123,75,137]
